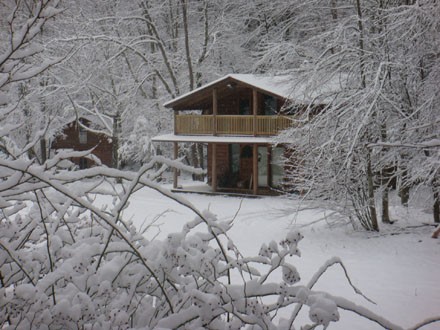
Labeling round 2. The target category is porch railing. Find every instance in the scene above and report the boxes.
[175,114,292,136]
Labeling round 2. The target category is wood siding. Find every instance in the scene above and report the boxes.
[51,120,113,168]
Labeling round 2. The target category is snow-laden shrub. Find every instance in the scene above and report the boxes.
[0,156,436,330]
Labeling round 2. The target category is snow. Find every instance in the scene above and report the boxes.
[108,181,440,330]
[152,133,275,144]
[370,139,440,149]
[58,114,113,134]
[41,6,63,18]
[228,73,343,103]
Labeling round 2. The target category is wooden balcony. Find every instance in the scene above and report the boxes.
[175,114,292,136]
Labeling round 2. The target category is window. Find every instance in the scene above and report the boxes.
[78,125,87,144]
[239,99,250,115]
[240,145,253,158]
[79,157,88,169]
[230,144,240,175]
[263,95,277,115]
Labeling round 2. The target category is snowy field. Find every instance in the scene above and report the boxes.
[111,183,440,330]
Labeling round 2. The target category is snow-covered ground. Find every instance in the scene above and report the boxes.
[116,182,440,330]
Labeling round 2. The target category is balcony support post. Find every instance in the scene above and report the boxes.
[212,143,217,192]
[253,143,258,195]
[173,142,179,189]
[253,89,258,136]
[213,88,218,136]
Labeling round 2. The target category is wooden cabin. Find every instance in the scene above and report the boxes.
[51,117,113,169]
[153,74,312,195]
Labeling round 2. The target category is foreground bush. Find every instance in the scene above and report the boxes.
[2,157,439,329]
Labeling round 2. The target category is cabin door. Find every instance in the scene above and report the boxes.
[258,146,268,187]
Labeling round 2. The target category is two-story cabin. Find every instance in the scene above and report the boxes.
[153,74,312,195]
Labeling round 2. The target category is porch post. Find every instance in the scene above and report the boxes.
[212,143,217,192]
[213,88,218,136]
[173,142,178,189]
[267,145,272,187]
[252,89,258,136]
[253,144,258,195]
[252,91,259,193]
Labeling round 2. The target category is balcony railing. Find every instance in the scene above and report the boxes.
[175,114,292,136]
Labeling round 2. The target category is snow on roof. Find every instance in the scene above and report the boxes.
[62,114,113,131]
[152,133,276,144]
[230,74,298,99]
[164,73,343,107]
[229,73,344,103]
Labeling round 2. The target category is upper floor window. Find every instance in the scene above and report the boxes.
[79,124,87,144]
[239,99,250,115]
[263,95,277,115]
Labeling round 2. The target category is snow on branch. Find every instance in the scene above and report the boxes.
[1,154,437,329]
[369,139,440,149]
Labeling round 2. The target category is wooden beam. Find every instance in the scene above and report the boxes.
[173,142,178,189]
[213,88,218,136]
[267,146,272,187]
[253,144,258,195]
[252,89,258,136]
[212,143,217,192]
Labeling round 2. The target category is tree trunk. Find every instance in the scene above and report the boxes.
[180,0,194,91]
[112,112,121,170]
[197,142,204,169]
[381,187,390,224]
[399,167,410,206]
[190,143,198,166]
[155,145,162,172]
[195,143,205,181]
[367,152,379,231]
[190,143,204,181]
[40,138,47,163]
[355,0,366,89]
[434,179,439,224]
[380,123,391,224]
[434,193,439,224]
[190,143,199,180]
[329,0,338,55]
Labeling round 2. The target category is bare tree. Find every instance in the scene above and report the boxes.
[255,0,440,229]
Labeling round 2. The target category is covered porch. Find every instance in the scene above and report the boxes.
[152,134,285,195]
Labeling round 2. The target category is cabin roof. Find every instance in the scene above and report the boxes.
[164,73,344,110]
[61,114,113,131]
